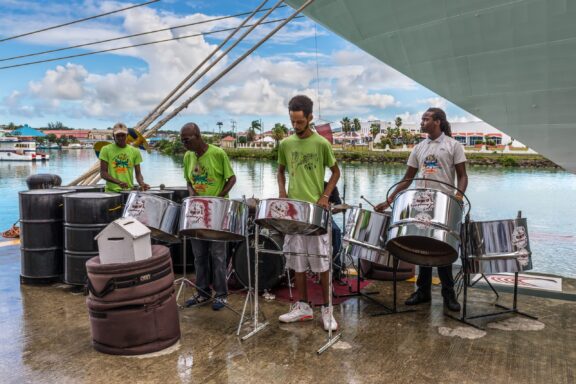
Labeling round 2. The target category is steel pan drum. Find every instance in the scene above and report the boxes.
[466,218,532,274]
[123,192,180,242]
[255,198,328,236]
[179,197,248,241]
[386,188,463,267]
[343,207,393,266]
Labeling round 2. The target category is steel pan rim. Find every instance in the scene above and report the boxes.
[388,222,461,238]
[469,218,527,225]
[257,197,327,212]
[394,187,465,207]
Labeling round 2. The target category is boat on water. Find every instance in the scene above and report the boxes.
[64,143,83,149]
[0,136,49,161]
[38,143,61,150]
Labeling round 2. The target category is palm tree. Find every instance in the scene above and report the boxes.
[247,119,261,142]
[216,121,223,138]
[352,118,361,133]
[340,117,351,135]
[370,122,381,140]
[271,123,288,147]
[394,116,403,129]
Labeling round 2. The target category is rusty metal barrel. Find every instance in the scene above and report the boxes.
[63,192,123,285]
[19,189,70,284]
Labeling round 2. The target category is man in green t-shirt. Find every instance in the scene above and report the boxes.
[99,122,149,192]
[277,95,341,332]
[180,122,236,311]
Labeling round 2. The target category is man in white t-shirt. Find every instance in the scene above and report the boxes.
[375,108,468,312]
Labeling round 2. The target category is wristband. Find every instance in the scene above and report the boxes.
[322,194,329,199]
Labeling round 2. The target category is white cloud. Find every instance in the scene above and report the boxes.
[417,97,447,109]
[2,2,428,125]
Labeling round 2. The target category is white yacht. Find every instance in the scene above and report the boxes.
[0,136,50,161]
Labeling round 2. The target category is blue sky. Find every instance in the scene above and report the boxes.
[0,0,479,132]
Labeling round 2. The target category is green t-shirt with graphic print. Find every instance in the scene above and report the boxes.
[183,144,235,197]
[99,143,143,192]
[277,132,336,204]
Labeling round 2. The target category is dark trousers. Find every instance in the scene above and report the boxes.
[190,239,228,298]
[416,265,455,297]
[332,221,342,274]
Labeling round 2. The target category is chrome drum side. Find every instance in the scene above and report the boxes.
[255,198,328,236]
[179,197,248,241]
[123,192,181,242]
[386,188,463,267]
[466,218,532,274]
[343,207,393,266]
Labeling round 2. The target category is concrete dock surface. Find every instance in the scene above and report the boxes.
[0,241,574,384]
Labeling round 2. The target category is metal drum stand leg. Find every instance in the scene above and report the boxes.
[370,256,416,317]
[240,223,269,340]
[175,235,194,305]
[317,209,342,355]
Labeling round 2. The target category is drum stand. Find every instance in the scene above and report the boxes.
[240,211,342,354]
[174,236,242,317]
[238,226,269,339]
[335,251,414,317]
[446,213,538,329]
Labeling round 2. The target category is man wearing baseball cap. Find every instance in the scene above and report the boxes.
[99,122,150,192]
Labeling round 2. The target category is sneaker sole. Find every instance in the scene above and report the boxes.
[279,315,314,323]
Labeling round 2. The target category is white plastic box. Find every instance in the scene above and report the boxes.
[95,218,152,264]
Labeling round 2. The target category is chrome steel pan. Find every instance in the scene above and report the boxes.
[123,192,180,242]
[386,188,463,267]
[343,207,392,265]
[179,197,248,241]
[254,198,328,236]
[466,218,532,273]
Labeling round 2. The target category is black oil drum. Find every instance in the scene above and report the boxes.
[19,189,70,284]
[26,174,62,190]
[63,192,123,285]
[57,185,105,193]
[164,186,189,204]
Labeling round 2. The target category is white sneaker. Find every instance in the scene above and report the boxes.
[321,306,338,331]
[278,301,313,323]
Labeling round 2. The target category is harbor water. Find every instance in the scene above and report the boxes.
[1,149,575,277]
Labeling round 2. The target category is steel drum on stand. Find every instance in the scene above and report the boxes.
[179,197,248,241]
[123,192,180,243]
[386,188,463,267]
[343,207,394,267]
[164,186,189,204]
[466,218,533,274]
[255,198,328,236]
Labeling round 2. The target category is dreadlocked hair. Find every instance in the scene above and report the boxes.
[427,107,452,137]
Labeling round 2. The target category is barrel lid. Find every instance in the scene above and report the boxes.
[19,189,71,195]
[65,192,121,199]
[57,185,105,190]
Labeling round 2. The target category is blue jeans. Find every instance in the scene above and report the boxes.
[190,239,228,298]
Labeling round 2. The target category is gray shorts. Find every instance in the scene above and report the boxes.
[283,233,330,273]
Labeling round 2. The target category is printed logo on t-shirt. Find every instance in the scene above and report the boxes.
[191,163,214,193]
[112,153,131,174]
[422,154,441,175]
[291,151,319,173]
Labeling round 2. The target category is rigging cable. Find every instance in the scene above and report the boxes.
[0,0,160,43]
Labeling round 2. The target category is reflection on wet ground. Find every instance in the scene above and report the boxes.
[0,243,574,384]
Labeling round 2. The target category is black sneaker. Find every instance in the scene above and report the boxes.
[212,296,227,311]
[185,294,210,308]
[404,290,432,306]
[443,290,461,312]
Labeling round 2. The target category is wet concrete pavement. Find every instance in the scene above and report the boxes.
[0,242,574,384]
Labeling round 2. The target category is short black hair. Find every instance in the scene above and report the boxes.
[288,95,313,117]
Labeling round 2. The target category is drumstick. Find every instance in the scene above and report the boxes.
[360,195,376,209]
